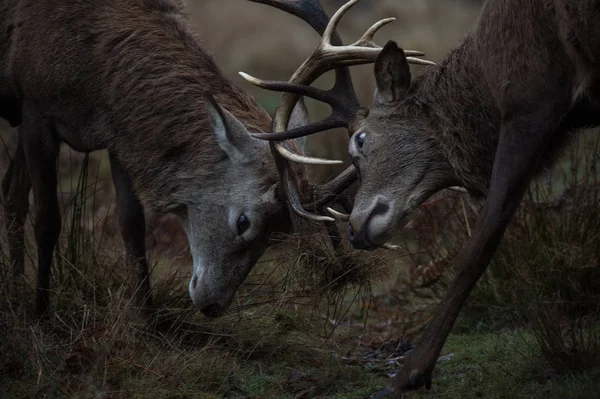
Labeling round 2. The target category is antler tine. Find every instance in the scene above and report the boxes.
[322,0,358,43]
[240,72,346,112]
[253,120,346,141]
[275,142,343,165]
[352,19,437,66]
[240,72,355,141]
[280,164,335,222]
[356,17,397,46]
[304,165,357,211]
[326,207,350,222]
[320,1,428,61]
[406,57,437,66]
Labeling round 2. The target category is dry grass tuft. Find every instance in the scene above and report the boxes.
[266,229,394,336]
[531,304,600,374]
[274,230,387,297]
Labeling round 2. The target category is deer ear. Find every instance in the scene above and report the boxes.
[204,92,253,162]
[263,181,282,207]
[288,97,309,151]
[374,41,411,104]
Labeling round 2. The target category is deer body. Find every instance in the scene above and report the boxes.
[0,0,300,315]
[343,0,600,393]
[3,0,274,185]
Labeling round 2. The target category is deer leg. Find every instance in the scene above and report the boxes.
[20,109,61,316]
[384,106,568,395]
[109,154,152,309]
[2,133,31,277]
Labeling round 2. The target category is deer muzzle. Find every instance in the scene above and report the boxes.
[347,195,396,250]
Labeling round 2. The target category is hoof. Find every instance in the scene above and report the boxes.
[408,369,432,391]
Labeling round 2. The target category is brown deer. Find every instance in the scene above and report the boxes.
[247,0,600,395]
[1,0,288,316]
[0,0,423,317]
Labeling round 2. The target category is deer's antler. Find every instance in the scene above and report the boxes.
[244,0,434,222]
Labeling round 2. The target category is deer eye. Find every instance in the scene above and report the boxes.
[356,132,367,150]
[237,214,250,235]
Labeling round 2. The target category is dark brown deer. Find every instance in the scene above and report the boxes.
[0,0,422,317]
[248,0,600,395]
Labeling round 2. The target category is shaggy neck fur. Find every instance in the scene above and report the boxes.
[403,35,502,196]
[96,1,277,208]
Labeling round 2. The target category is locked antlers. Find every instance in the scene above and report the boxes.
[243,0,434,221]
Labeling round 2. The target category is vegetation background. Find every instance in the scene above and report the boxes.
[1,0,599,398]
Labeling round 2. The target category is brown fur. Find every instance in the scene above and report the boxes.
[397,36,501,195]
[0,0,298,315]
[3,0,275,207]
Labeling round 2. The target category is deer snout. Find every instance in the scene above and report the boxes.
[189,273,227,318]
[200,303,224,318]
[347,195,395,250]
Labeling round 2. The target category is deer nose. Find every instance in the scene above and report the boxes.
[346,223,376,250]
[200,303,223,318]
[347,196,393,249]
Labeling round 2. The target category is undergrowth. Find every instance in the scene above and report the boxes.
[0,145,394,398]
[396,131,600,377]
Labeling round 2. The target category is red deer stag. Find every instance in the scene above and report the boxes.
[247,0,600,395]
[0,0,427,317]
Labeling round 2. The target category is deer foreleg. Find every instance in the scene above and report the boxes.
[20,106,61,316]
[2,133,31,277]
[110,154,152,309]
[384,106,569,395]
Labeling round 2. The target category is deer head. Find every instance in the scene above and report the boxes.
[183,94,309,317]
[345,42,471,249]
[344,42,459,249]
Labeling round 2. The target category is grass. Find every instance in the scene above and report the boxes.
[405,331,600,399]
[0,255,388,399]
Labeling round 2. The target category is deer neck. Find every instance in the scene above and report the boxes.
[411,34,502,197]
[99,13,274,210]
